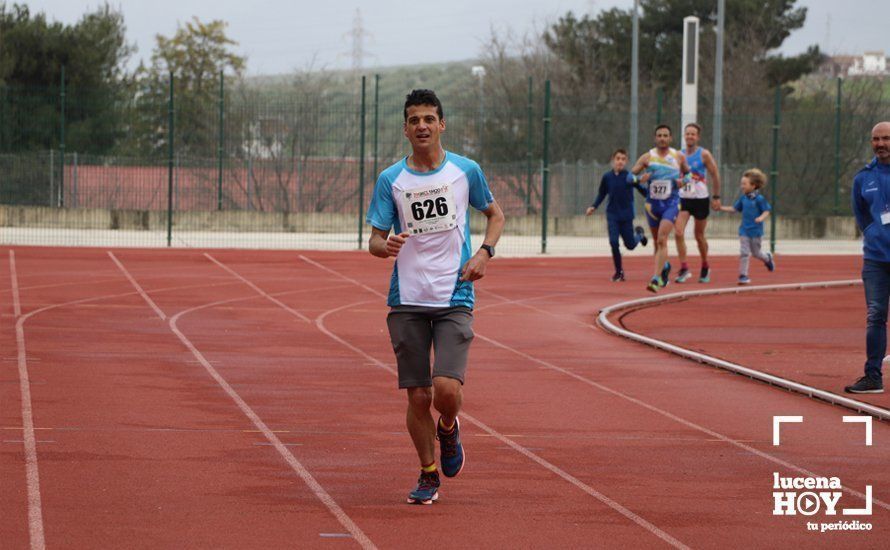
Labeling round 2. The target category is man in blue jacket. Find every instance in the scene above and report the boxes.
[847,121,890,394]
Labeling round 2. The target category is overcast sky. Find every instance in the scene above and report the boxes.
[18,0,889,75]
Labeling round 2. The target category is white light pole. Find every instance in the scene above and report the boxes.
[681,16,700,130]
[471,65,486,162]
[629,0,640,161]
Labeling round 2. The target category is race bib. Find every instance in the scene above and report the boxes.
[649,179,672,200]
[398,183,457,235]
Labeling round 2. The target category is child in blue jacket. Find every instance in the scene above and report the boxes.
[586,149,648,281]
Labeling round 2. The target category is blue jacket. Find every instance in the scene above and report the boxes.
[852,157,890,262]
[592,170,646,222]
[733,191,771,238]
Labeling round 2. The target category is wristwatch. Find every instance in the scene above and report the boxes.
[480,244,495,258]
[711,194,721,200]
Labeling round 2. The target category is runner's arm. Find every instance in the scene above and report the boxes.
[460,200,505,282]
[369,227,409,258]
[703,149,721,198]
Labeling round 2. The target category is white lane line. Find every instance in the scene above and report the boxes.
[9,250,46,550]
[596,280,889,422]
[205,253,310,323]
[110,255,375,549]
[107,252,168,320]
[301,256,890,514]
[300,281,688,548]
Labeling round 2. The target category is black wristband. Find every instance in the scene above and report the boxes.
[711,194,721,200]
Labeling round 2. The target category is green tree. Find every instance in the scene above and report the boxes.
[543,0,823,96]
[127,17,245,157]
[0,2,132,153]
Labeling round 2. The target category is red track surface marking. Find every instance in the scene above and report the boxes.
[9,250,46,550]
[4,249,889,548]
[112,255,376,549]
[204,253,311,323]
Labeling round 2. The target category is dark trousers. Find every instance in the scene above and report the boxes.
[607,217,640,273]
[862,259,890,380]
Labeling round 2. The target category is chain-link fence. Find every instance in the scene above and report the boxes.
[0,72,885,254]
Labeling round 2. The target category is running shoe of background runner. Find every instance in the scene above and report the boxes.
[738,275,750,285]
[844,376,884,394]
[437,417,465,478]
[612,271,625,282]
[675,267,691,283]
[635,226,648,247]
[699,266,710,283]
[659,262,671,287]
[407,470,441,504]
[647,277,661,293]
[765,252,775,272]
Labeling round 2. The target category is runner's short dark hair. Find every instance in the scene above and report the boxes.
[611,148,628,159]
[654,124,672,135]
[404,89,444,121]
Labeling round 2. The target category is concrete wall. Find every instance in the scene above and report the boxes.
[1,204,858,240]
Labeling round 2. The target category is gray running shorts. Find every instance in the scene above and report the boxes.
[386,305,474,388]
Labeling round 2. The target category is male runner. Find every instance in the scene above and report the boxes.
[675,123,722,283]
[628,125,690,293]
[366,89,505,503]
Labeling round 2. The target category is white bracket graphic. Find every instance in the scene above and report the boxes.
[843,485,873,515]
[773,416,803,446]
[843,416,873,446]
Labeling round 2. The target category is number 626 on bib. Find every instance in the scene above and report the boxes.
[399,183,457,235]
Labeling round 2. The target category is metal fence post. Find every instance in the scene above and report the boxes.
[372,74,380,189]
[358,75,367,250]
[656,87,664,125]
[59,65,66,207]
[769,87,781,254]
[218,70,224,210]
[167,73,175,248]
[526,76,533,215]
[834,76,842,215]
[541,80,551,254]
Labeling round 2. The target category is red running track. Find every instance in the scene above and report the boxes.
[1,248,888,549]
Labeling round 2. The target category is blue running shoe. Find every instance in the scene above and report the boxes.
[407,470,440,504]
[738,275,751,285]
[660,262,671,287]
[437,417,465,478]
[765,253,775,272]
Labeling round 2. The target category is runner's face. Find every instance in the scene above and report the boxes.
[612,153,627,171]
[740,177,755,194]
[684,127,699,148]
[404,105,445,153]
[873,123,890,162]
[655,129,672,149]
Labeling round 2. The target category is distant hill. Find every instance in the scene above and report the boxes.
[243,59,481,106]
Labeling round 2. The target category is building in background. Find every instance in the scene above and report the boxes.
[821,51,888,77]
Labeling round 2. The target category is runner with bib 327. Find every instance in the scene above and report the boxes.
[628,124,692,293]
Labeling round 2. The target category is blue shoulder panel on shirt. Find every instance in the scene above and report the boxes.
[366,161,404,231]
[449,152,494,211]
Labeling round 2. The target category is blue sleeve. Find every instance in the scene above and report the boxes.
[366,173,396,231]
[733,197,743,212]
[592,176,608,209]
[467,163,494,211]
[758,195,771,212]
[852,174,871,232]
[634,183,647,198]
